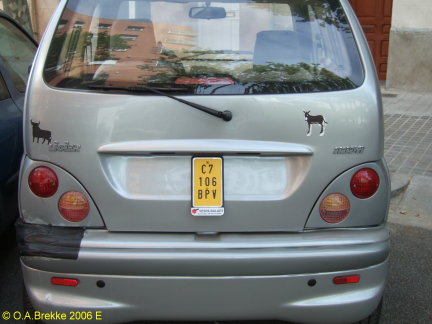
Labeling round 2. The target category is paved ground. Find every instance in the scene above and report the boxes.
[381,223,432,324]
[383,91,432,177]
[382,91,432,117]
[389,175,432,230]
[383,92,432,323]
[384,114,432,177]
[382,90,432,231]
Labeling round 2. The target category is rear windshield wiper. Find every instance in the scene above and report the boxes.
[87,84,232,122]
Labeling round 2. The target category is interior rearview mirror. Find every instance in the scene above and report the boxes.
[189,6,226,19]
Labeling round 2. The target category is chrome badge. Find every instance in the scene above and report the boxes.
[49,141,81,152]
[333,146,365,154]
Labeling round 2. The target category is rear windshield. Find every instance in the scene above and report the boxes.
[44,0,364,94]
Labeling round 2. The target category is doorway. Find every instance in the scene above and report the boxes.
[349,0,393,80]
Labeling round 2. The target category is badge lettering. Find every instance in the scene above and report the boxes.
[333,146,365,154]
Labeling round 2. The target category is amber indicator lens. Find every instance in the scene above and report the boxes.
[319,193,350,224]
[58,191,90,222]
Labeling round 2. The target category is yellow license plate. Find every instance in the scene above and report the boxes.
[192,157,224,216]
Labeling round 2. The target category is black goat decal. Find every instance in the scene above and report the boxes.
[31,120,52,144]
[303,111,327,136]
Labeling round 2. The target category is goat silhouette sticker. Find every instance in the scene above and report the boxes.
[31,120,52,144]
[303,111,328,136]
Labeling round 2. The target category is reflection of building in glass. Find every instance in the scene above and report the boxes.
[97,23,112,29]
[153,24,196,51]
[126,25,144,32]
[48,8,196,86]
[45,3,298,88]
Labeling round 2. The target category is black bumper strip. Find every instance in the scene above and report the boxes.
[15,219,84,260]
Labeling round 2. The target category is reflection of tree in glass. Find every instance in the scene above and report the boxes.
[136,49,253,85]
[137,49,186,84]
[241,62,355,94]
[45,33,67,74]
[250,0,351,32]
[240,62,316,82]
[136,53,355,93]
[93,31,131,61]
[289,0,351,32]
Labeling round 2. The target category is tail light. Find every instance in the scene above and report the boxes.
[350,168,380,199]
[28,167,58,198]
[58,191,90,222]
[319,193,350,224]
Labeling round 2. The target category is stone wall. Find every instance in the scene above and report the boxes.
[387,29,432,92]
[387,0,432,92]
[29,0,60,41]
[392,0,432,29]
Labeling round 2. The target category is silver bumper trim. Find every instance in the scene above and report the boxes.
[22,225,389,276]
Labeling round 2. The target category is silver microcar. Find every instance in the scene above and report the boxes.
[18,0,389,323]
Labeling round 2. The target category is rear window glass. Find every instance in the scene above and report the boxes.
[44,0,364,94]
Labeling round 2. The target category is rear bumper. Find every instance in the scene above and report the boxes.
[22,261,388,324]
[20,224,390,324]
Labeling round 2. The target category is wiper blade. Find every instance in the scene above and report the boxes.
[87,84,233,122]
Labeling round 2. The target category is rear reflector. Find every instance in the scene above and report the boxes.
[28,166,58,198]
[58,191,90,222]
[333,275,360,285]
[319,193,350,224]
[350,168,380,199]
[51,277,79,287]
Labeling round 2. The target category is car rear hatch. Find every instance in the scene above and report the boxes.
[25,0,382,232]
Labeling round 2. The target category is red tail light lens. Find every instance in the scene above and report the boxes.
[58,191,90,222]
[333,275,360,285]
[350,168,380,199]
[28,167,58,198]
[319,193,350,224]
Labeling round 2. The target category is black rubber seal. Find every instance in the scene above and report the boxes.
[15,219,84,259]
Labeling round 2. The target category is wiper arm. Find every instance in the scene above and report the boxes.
[87,84,233,122]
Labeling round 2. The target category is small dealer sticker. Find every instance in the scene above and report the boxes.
[191,157,224,216]
[191,207,224,216]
